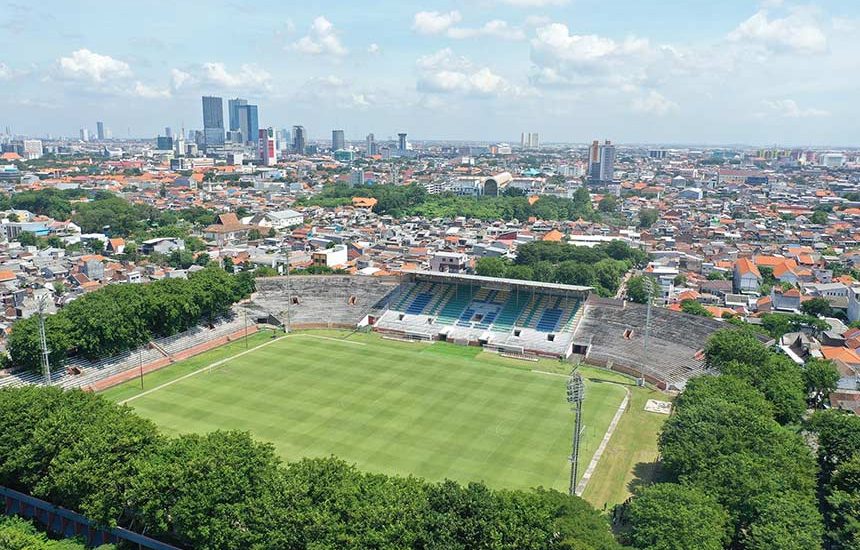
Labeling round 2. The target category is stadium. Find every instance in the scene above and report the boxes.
[1,272,726,511]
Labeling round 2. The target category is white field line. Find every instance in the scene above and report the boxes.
[531,369,568,378]
[120,336,285,405]
[575,387,631,496]
[120,333,365,405]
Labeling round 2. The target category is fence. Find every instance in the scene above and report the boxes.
[1,486,180,549]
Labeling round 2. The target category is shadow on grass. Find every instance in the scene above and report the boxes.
[627,461,668,495]
[583,376,638,387]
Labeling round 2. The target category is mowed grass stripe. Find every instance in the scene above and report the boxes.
[111,331,626,491]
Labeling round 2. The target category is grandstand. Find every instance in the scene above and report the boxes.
[571,296,729,390]
[373,271,590,358]
[0,316,248,391]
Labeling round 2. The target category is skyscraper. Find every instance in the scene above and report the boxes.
[165,127,173,139]
[277,128,291,150]
[96,121,105,141]
[79,128,89,142]
[259,128,277,166]
[366,133,376,156]
[521,132,539,149]
[228,98,247,131]
[598,140,616,182]
[332,129,345,152]
[237,104,259,144]
[292,125,306,154]
[201,96,225,147]
[398,132,407,151]
[588,139,616,183]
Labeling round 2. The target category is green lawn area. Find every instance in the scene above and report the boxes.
[104,330,629,492]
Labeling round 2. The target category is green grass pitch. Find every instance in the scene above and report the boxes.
[103,330,628,492]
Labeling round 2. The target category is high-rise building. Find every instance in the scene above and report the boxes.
[588,139,616,183]
[598,140,616,182]
[96,121,105,141]
[201,96,225,147]
[521,132,539,149]
[398,132,407,151]
[259,128,277,166]
[79,128,89,142]
[228,98,247,131]
[22,139,43,160]
[277,128,291,150]
[237,104,259,144]
[332,129,345,152]
[366,133,376,156]
[165,127,173,139]
[156,136,174,150]
[292,125,306,154]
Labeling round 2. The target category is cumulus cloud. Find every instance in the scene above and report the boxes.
[368,43,381,54]
[199,62,272,89]
[529,23,651,87]
[728,8,827,54]
[170,68,192,89]
[447,20,525,40]
[132,81,171,99]
[760,98,830,118]
[416,48,523,97]
[57,49,131,82]
[412,11,462,35]
[291,16,347,56]
[632,90,678,115]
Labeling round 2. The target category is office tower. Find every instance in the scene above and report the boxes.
[156,136,174,150]
[259,128,277,166]
[96,121,105,141]
[598,140,615,182]
[332,129,345,152]
[79,128,89,142]
[292,125,306,154]
[22,139,43,160]
[228,98,247,131]
[521,132,539,149]
[366,133,376,156]
[277,128,291,150]
[165,127,173,139]
[588,140,601,181]
[398,132,407,151]
[201,96,225,147]
[237,104,259,144]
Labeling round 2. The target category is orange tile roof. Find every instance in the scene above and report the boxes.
[735,257,761,277]
[542,229,564,242]
[822,346,860,365]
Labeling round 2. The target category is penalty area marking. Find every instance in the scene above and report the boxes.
[293,334,367,346]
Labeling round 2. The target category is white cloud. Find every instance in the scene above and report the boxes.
[412,11,462,35]
[170,68,192,89]
[529,23,652,88]
[728,8,827,54]
[760,98,830,118]
[132,81,171,99]
[632,90,678,115]
[416,48,522,97]
[57,49,131,82]
[368,43,381,54]
[448,20,525,41]
[200,62,272,89]
[524,15,552,27]
[291,16,347,56]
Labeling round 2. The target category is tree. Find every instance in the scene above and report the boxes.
[627,483,730,550]
[638,208,658,228]
[17,231,36,246]
[598,194,618,212]
[704,329,770,371]
[800,296,832,318]
[248,228,262,241]
[626,275,650,304]
[810,209,829,225]
[474,257,508,278]
[803,359,840,407]
[680,299,713,317]
[744,492,824,550]
[673,274,687,287]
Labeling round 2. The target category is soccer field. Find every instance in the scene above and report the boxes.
[104,330,628,492]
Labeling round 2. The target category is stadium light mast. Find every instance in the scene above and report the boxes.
[640,276,658,387]
[566,368,585,496]
[36,294,51,386]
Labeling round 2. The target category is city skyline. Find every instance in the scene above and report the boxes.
[0,0,857,145]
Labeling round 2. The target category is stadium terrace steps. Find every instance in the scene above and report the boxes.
[492,294,530,333]
[436,286,478,325]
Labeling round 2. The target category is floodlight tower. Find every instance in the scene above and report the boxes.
[36,294,51,386]
[566,368,585,496]
[640,276,658,387]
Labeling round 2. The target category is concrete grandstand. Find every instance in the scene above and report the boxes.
[246,272,728,389]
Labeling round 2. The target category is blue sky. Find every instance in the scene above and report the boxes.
[1,0,857,145]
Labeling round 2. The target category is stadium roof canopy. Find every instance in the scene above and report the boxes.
[405,270,593,294]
